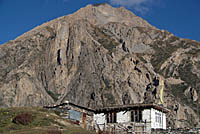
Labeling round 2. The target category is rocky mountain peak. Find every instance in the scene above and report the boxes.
[0,4,199,128]
[69,3,152,27]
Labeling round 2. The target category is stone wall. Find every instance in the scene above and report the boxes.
[93,122,151,134]
[45,104,94,129]
[151,128,200,134]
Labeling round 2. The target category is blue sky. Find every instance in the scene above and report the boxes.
[0,0,200,44]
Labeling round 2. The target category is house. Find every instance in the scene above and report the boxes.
[93,103,169,134]
[44,101,95,129]
[44,102,169,134]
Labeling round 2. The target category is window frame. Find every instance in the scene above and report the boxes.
[155,112,162,124]
[106,112,117,123]
[131,109,143,122]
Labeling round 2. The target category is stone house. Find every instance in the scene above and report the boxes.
[44,101,95,129]
[45,102,169,134]
[94,103,169,134]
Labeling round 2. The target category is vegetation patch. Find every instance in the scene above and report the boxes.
[0,107,96,134]
[47,129,62,134]
[170,84,187,100]
[135,53,147,63]
[166,35,179,43]
[103,78,111,89]
[46,90,59,101]
[170,83,199,119]
[184,109,197,127]
[178,59,199,87]
[150,40,179,73]
[0,107,57,133]
[92,27,120,54]
[185,48,200,57]
[93,3,108,7]
[104,93,115,104]
[12,113,33,125]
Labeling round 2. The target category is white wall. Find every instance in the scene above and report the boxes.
[93,108,166,131]
[93,113,106,130]
[142,109,151,133]
[142,109,151,122]
[117,111,129,123]
[163,113,166,129]
[151,108,166,129]
[93,113,106,124]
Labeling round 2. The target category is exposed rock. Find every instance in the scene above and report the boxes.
[166,77,184,85]
[0,4,199,128]
[184,87,198,102]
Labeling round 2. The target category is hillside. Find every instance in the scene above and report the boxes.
[0,107,95,134]
[0,4,199,128]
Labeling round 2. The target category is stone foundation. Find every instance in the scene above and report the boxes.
[151,128,200,134]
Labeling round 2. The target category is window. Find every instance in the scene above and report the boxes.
[69,110,80,121]
[106,112,117,123]
[139,110,142,121]
[155,112,162,124]
[131,110,143,122]
[131,111,134,122]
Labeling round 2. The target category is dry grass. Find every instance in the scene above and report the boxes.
[0,107,96,134]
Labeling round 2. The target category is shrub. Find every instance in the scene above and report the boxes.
[12,113,33,125]
[47,129,62,134]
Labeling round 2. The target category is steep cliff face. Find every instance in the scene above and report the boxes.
[0,4,199,128]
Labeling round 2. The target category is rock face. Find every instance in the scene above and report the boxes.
[0,4,199,128]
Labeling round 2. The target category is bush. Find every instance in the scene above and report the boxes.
[12,113,33,125]
[47,129,62,134]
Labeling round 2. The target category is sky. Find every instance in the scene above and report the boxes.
[0,0,200,44]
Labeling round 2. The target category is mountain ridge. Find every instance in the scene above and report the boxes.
[0,4,199,128]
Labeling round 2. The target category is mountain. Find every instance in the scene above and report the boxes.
[0,3,199,128]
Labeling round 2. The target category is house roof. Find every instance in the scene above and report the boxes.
[94,103,170,113]
[44,102,170,114]
[44,101,96,113]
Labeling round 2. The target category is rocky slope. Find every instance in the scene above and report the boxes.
[0,3,199,128]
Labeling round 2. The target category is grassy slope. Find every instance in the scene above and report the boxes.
[0,107,96,134]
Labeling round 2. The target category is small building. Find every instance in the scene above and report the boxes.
[44,102,169,134]
[44,101,95,129]
[94,103,169,134]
